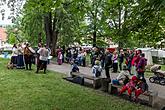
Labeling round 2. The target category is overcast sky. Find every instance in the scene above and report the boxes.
[0,1,12,25]
[0,0,25,26]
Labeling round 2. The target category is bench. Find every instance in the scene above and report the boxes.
[71,72,102,89]
[108,83,158,107]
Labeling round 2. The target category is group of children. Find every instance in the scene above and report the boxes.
[111,64,149,101]
[69,58,102,78]
[118,75,148,101]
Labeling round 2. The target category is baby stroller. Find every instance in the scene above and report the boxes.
[149,70,165,85]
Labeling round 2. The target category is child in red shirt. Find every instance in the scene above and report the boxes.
[119,76,138,98]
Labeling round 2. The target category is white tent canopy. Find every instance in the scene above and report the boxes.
[136,48,153,65]
[0,43,13,51]
[151,49,165,58]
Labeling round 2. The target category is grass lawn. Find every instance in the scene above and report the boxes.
[0,58,153,110]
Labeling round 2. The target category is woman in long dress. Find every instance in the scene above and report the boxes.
[11,44,18,67]
[57,51,63,65]
[16,44,25,69]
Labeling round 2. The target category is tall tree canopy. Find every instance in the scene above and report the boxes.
[2,0,165,53]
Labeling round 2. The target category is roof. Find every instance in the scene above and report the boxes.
[0,28,7,42]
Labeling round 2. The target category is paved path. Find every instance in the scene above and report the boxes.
[47,63,165,99]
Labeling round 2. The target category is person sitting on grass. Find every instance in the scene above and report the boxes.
[133,77,149,102]
[92,60,102,77]
[112,65,131,85]
[119,76,138,99]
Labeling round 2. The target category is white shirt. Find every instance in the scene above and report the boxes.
[37,48,49,61]
[117,70,131,80]
[12,47,18,56]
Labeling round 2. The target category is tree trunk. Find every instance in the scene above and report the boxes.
[51,31,59,56]
[93,30,96,47]
[44,12,59,56]
[44,12,52,48]
[38,32,42,43]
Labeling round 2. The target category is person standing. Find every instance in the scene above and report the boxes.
[62,46,65,63]
[81,50,86,67]
[112,51,118,73]
[137,53,147,79]
[126,50,134,74]
[118,49,124,71]
[47,46,51,64]
[11,44,18,67]
[36,44,49,74]
[16,44,25,69]
[36,43,42,65]
[24,43,35,70]
[131,50,138,76]
[57,51,63,65]
[104,50,112,79]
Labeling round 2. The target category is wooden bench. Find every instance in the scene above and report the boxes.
[108,83,158,107]
[71,72,102,89]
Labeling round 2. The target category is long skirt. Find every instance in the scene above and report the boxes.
[11,56,17,67]
[17,55,25,69]
[58,59,62,65]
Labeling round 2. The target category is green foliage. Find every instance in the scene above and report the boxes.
[8,33,17,44]
[4,0,165,48]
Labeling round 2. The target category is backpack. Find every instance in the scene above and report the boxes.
[72,64,79,72]
[94,67,101,77]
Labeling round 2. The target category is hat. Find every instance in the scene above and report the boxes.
[95,60,100,65]
[131,76,138,81]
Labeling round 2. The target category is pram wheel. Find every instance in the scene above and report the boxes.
[159,79,165,85]
[149,77,155,83]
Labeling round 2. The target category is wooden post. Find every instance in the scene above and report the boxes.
[149,91,158,107]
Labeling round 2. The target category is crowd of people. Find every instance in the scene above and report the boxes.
[55,46,147,79]
[9,43,51,74]
[89,47,149,101]
[61,46,149,101]
[56,46,87,67]
[9,43,149,100]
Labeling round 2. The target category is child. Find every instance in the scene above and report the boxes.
[119,76,138,98]
[112,65,131,85]
[92,60,102,77]
[70,60,79,73]
[134,77,148,101]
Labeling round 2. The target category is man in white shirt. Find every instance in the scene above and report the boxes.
[36,44,49,74]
